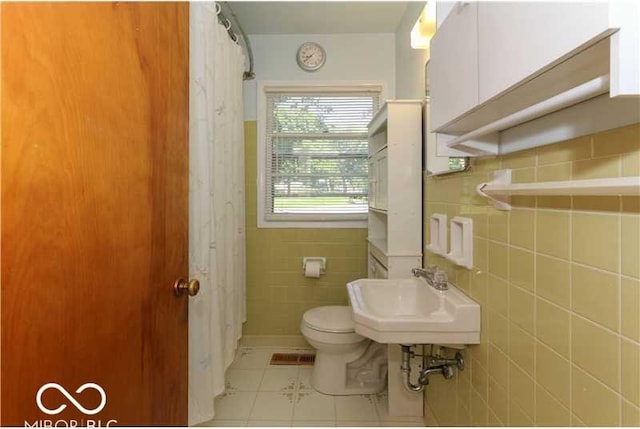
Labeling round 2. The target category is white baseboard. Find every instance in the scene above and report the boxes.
[241,335,311,349]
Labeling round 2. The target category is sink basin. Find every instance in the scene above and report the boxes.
[346,278,481,344]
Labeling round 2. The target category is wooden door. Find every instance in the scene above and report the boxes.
[1,3,189,426]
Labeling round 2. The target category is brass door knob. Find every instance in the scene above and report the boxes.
[174,278,200,297]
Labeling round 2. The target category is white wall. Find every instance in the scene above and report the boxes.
[243,33,396,120]
[394,2,429,99]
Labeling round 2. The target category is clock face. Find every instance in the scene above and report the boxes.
[297,42,326,71]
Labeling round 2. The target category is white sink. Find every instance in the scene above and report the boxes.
[346,278,481,345]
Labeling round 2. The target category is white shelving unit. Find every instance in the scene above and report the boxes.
[367,100,424,418]
[367,100,423,279]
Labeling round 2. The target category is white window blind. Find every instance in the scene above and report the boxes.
[264,89,380,221]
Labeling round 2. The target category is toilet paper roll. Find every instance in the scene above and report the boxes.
[304,260,322,278]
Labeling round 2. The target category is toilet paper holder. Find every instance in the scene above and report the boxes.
[302,257,326,275]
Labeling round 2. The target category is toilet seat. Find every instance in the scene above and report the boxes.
[302,305,355,333]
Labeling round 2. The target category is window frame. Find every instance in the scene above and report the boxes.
[257,81,385,229]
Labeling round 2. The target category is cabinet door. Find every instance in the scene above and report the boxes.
[478,1,610,104]
[610,0,640,97]
[430,1,479,130]
[368,157,377,209]
[376,149,388,211]
[369,254,388,279]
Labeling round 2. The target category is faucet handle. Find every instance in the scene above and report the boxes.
[433,269,449,290]
[434,269,447,282]
[442,365,455,379]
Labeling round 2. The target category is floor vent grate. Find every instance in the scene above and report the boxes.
[270,352,315,366]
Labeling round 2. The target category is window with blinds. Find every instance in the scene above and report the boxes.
[263,88,380,222]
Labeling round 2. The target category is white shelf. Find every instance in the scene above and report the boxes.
[369,207,388,215]
[481,176,640,196]
[445,75,610,152]
[478,169,640,210]
[368,238,388,255]
[369,145,388,157]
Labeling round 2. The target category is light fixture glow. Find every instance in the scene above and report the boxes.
[411,1,437,50]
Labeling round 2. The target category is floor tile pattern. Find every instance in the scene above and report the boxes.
[197,347,426,427]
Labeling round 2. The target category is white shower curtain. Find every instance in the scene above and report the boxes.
[188,2,246,425]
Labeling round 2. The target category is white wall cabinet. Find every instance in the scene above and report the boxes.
[367,100,422,280]
[609,0,640,97]
[429,2,479,131]
[477,1,610,104]
[430,0,640,155]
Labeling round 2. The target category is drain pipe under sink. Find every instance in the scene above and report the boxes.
[400,345,425,393]
[401,344,465,393]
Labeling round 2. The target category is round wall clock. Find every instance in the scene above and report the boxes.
[296,42,326,72]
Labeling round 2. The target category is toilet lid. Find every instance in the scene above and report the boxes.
[303,306,355,333]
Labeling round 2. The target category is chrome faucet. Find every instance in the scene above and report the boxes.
[412,264,437,282]
[411,265,448,290]
[411,267,429,280]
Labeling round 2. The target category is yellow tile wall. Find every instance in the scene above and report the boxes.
[243,121,368,335]
[423,123,640,427]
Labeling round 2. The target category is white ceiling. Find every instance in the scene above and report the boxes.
[226,2,410,35]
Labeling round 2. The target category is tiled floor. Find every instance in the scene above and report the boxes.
[198,347,426,427]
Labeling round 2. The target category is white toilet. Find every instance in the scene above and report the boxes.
[301,305,387,395]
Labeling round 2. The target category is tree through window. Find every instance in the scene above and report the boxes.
[264,88,381,220]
